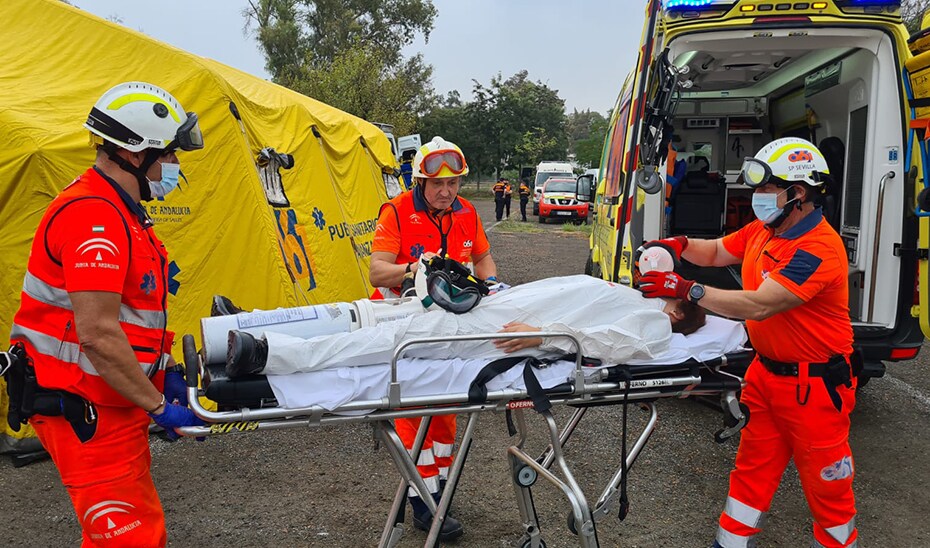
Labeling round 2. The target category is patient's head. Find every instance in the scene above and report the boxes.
[663,299,706,335]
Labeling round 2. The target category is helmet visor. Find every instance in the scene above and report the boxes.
[421,149,466,178]
[168,112,204,152]
[739,157,773,188]
[426,272,482,314]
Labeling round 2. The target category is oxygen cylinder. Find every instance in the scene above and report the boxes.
[353,297,426,328]
[200,302,358,364]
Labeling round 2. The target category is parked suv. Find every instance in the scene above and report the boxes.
[538,178,588,224]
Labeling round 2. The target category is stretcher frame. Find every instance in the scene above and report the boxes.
[177,331,749,548]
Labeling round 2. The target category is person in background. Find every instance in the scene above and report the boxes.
[399,149,415,191]
[639,137,858,548]
[503,178,513,219]
[518,178,532,221]
[492,177,507,222]
[8,81,205,546]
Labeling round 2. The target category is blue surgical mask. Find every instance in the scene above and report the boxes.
[148,162,181,198]
[751,189,787,224]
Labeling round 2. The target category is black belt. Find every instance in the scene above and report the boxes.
[758,354,832,377]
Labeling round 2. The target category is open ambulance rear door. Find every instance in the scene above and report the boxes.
[904,39,930,339]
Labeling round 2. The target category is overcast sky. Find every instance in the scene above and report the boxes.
[71,0,643,115]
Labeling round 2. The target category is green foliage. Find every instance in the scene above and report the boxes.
[567,110,608,168]
[244,0,436,133]
[290,42,432,136]
[903,0,930,33]
[419,70,568,181]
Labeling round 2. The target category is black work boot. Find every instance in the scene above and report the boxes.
[211,295,245,317]
[409,495,464,541]
[225,331,268,378]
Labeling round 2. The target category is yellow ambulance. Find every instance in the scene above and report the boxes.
[584,0,930,382]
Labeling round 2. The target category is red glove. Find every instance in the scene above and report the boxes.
[639,270,694,301]
[643,236,689,259]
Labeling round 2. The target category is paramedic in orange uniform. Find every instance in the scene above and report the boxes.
[638,137,858,548]
[369,136,498,541]
[9,82,205,547]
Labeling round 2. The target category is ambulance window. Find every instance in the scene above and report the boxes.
[843,106,868,230]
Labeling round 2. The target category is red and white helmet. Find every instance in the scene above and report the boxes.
[412,136,469,179]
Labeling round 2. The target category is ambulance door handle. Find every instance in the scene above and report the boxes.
[867,170,895,323]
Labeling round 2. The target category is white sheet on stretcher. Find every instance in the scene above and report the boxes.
[266,316,747,410]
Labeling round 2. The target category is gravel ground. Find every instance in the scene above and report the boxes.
[2,197,930,547]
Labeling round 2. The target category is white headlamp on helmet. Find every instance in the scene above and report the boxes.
[739,137,829,189]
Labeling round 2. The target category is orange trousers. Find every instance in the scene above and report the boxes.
[717,359,858,548]
[31,406,166,548]
[395,414,457,497]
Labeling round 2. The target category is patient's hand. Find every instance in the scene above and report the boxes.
[494,322,543,353]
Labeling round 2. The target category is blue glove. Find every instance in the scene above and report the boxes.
[149,403,204,441]
[164,369,188,406]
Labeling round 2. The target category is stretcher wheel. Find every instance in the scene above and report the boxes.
[520,538,547,548]
[515,466,538,487]
[567,510,578,535]
[723,403,750,428]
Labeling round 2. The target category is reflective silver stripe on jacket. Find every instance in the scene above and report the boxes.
[715,528,757,548]
[23,271,167,329]
[9,323,158,377]
[724,496,766,529]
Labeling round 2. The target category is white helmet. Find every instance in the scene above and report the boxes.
[84,82,203,153]
[412,136,469,179]
[740,137,829,188]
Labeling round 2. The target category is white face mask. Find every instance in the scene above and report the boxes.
[148,162,181,198]
[751,188,789,224]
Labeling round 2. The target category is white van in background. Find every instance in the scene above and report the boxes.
[533,161,574,215]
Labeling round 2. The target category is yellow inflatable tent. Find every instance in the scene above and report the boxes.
[0,0,400,453]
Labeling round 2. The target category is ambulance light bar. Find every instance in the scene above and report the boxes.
[663,0,736,9]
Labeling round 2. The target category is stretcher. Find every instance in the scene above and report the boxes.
[176,319,751,548]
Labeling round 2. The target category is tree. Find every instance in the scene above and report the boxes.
[417,71,569,181]
[292,42,433,136]
[567,110,608,168]
[903,0,930,33]
[244,0,437,129]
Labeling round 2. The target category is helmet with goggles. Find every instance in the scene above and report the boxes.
[84,82,203,153]
[414,255,489,314]
[739,137,828,189]
[412,136,469,179]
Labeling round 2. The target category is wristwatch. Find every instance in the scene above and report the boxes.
[405,262,413,274]
[688,283,706,303]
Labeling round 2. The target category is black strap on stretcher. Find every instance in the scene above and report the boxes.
[468,353,633,521]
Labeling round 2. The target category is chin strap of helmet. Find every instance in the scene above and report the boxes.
[765,185,804,229]
[103,145,162,202]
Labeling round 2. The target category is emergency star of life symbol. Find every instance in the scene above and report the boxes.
[77,237,119,261]
[312,207,326,230]
[410,243,425,258]
[140,270,157,294]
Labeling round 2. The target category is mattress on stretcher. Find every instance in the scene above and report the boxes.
[203,316,748,410]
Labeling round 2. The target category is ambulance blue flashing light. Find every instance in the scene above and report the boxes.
[664,0,716,8]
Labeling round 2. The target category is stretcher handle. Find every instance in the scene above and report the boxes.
[182,334,200,388]
[389,331,584,409]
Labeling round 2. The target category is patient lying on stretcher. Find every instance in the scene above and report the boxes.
[222,275,705,378]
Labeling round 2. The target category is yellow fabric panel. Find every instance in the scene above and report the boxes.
[0,0,397,447]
